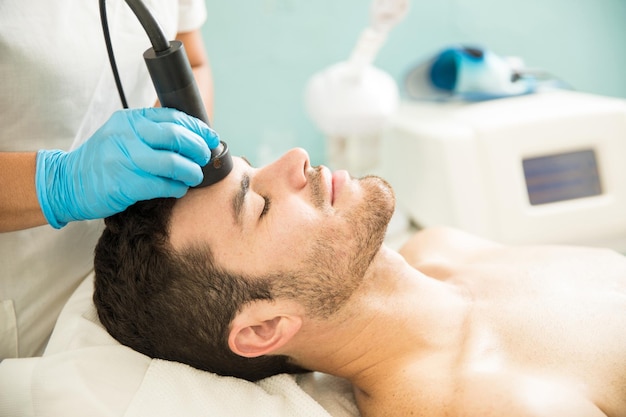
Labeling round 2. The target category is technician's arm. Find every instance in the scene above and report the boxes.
[0,32,214,233]
[0,108,219,234]
[0,153,47,232]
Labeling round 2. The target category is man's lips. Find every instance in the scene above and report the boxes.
[331,169,349,205]
[318,166,350,206]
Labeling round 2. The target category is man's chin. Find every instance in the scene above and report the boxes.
[359,174,396,222]
[352,174,396,259]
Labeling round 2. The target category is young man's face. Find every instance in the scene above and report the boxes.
[169,148,394,316]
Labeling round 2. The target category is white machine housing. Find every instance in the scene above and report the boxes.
[381,90,626,250]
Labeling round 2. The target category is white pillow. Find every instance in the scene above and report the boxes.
[0,274,359,417]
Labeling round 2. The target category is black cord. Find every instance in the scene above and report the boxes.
[99,0,128,108]
[100,0,173,108]
[124,0,170,53]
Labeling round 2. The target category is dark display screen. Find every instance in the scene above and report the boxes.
[523,149,603,205]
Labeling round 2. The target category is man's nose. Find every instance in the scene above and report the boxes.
[269,148,309,190]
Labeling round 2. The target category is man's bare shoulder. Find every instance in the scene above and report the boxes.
[399,227,626,282]
[358,368,608,417]
[398,227,502,278]
[398,227,501,262]
[449,370,609,417]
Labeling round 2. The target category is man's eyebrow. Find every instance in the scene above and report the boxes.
[232,173,250,227]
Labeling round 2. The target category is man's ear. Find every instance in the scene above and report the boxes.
[228,300,303,358]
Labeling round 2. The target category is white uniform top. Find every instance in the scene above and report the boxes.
[0,0,207,359]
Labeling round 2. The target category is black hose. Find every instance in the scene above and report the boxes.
[99,0,172,107]
[124,0,170,53]
[99,0,128,108]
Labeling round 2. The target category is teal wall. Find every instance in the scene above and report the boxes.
[202,0,626,166]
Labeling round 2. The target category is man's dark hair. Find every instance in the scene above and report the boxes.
[93,198,308,382]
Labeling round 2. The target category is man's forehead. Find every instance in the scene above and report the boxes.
[188,156,249,198]
[169,156,250,249]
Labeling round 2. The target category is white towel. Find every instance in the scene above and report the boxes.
[126,361,359,417]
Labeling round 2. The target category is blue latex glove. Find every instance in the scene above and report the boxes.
[36,107,219,229]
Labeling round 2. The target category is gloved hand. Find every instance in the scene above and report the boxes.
[36,107,219,228]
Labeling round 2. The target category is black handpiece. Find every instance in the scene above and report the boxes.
[142,42,233,187]
[123,0,233,188]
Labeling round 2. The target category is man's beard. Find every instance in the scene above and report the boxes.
[273,174,395,318]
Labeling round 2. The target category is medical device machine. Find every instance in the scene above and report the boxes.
[99,0,232,187]
[404,45,556,102]
[305,0,409,175]
[381,90,626,251]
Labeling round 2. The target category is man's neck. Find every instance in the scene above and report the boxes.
[289,245,471,392]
